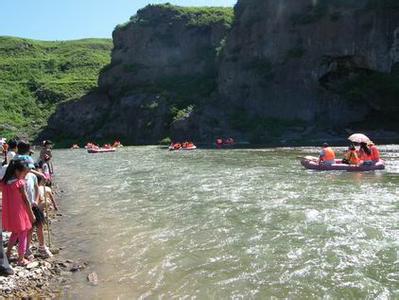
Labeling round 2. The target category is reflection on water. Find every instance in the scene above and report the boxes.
[53,146,399,299]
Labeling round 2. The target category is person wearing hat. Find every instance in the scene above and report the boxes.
[319,143,336,165]
[368,141,381,163]
[15,141,44,178]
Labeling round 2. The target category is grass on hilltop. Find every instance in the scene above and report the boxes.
[116,3,234,30]
[0,36,112,139]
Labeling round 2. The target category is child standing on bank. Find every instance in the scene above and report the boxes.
[40,140,54,176]
[14,142,53,258]
[0,160,35,266]
[38,176,58,211]
[25,171,53,259]
[40,154,52,182]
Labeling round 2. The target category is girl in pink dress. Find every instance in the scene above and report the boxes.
[0,160,35,266]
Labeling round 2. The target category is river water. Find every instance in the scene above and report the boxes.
[53,146,399,299]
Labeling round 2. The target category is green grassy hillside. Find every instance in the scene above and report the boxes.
[0,36,112,139]
[116,4,234,30]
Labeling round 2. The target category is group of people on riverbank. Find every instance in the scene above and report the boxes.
[319,142,381,166]
[0,139,58,276]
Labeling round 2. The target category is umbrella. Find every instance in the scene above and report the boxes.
[348,133,371,144]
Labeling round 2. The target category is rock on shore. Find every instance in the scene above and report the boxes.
[0,256,80,298]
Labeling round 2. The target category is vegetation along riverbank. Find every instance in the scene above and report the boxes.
[0,37,112,140]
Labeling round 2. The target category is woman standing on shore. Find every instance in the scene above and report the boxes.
[0,160,35,266]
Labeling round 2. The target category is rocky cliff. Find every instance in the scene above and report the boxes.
[42,1,399,145]
[219,0,399,134]
[42,4,234,144]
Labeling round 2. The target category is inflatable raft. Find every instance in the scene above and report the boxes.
[87,148,116,154]
[300,157,385,171]
[168,146,197,151]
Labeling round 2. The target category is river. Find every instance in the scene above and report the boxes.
[53,146,399,299]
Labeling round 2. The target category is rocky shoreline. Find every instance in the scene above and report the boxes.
[0,187,87,298]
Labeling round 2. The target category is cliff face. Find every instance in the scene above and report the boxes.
[43,5,234,144]
[219,0,399,126]
[100,5,230,94]
[42,2,399,145]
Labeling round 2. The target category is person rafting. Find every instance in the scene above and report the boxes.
[319,143,336,165]
[368,142,380,163]
[216,138,223,149]
[358,142,373,165]
[225,138,235,145]
[342,145,360,165]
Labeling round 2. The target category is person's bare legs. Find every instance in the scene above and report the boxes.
[37,222,52,257]
[37,223,45,247]
[6,232,18,258]
[26,228,33,252]
[16,230,29,266]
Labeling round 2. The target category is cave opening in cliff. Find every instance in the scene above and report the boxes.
[318,55,372,92]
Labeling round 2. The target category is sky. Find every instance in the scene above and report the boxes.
[0,0,237,41]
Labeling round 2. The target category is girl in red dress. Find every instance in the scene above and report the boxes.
[0,159,35,266]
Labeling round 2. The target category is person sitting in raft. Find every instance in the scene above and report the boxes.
[225,138,235,145]
[342,145,360,165]
[358,142,373,165]
[368,142,380,163]
[319,143,336,165]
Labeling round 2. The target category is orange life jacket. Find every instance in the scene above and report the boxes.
[322,147,335,161]
[370,145,380,161]
[345,150,360,165]
[358,149,372,161]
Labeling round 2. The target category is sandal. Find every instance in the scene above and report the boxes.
[17,258,30,267]
[39,246,53,258]
[5,251,16,262]
[24,249,34,261]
